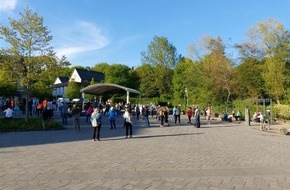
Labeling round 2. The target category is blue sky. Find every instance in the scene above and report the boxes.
[1,0,290,68]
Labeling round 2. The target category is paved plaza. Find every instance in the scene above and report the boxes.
[1,114,290,190]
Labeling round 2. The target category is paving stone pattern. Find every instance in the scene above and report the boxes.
[1,114,290,189]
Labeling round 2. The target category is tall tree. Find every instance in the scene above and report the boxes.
[135,64,157,98]
[0,70,18,97]
[93,63,135,87]
[0,7,57,120]
[141,35,181,98]
[234,58,265,99]
[188,36,234,107]
[236,19,290,104]
[172,58,198,106]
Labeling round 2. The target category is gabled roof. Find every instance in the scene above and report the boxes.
[51,76,69,88]
[75,68,104,83]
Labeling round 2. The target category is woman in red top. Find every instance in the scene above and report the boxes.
[187,107,193,124]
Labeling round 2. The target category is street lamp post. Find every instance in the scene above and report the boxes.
[185,87,188,108]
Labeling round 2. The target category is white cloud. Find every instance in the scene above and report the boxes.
[55,21,110,58]
[0,0,17,12]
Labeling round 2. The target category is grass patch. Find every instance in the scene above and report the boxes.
[0,118,64,132]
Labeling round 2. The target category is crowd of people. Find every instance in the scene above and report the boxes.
[4,96,265,140]
[79,101,211,141]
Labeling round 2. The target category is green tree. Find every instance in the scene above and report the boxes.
[105,64,132,86]
[0,70,18,97]
[236,19,290,104]
[0,7,57,120]
[141,36,181,98]
[32,56,71,99]
[135,64,157,98]
[93,62,139,89]
[172,58,198,106]
[128,68,140,90]
[92,63,110,74]
[84,77,97,101]
[234,58,265,99]
[65,81,81,99]
[188,36,234,108]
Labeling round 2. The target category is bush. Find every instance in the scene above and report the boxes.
[0,118,64,132]
[273,104,290,120]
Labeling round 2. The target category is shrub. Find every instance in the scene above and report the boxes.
[273,104,290,120]
[0,118,64,132]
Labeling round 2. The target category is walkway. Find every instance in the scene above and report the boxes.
[1,114,290,189]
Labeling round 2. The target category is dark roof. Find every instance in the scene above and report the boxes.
[75,68,105,83]
[51,76,69,88]
[58,77,69,83]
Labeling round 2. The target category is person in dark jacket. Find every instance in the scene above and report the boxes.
[71,104,81,132]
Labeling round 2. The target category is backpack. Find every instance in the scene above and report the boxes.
[176,108,180,115]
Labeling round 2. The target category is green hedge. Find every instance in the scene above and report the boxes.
[273,104,290,120]
[0,118,64,132]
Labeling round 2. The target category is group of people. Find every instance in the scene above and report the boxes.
[88,106,133,141]
[69,101,133,141]
[185,106,201,128]
[221,110,242,122]
[1,97,57,120]
[1,98,25,117]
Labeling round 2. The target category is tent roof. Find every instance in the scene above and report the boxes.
[80,83,140,95]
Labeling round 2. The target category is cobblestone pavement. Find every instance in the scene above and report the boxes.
[1,114,290,190]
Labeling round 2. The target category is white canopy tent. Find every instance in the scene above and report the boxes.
[80,83,140,104]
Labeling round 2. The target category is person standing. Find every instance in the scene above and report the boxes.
[164,107,169,126]
[258,112,265,130]
[28,99,33,117]
[36,100,43,117]
[173,105,181,125]
[143,106,151,127]
[108,107,117,129]
[159,107,165,127]
[206,106,212,124]
[85,104,93,123]
[135,105,140,120]
[41,106,50,129]
[187,107,193,124]
[195,106,201,128]
[71,103,81,132]
[61,101,68,125]
[13,101,20,117]
[123,109,133,138]
[90,108,102,141]
[149,104,154,118]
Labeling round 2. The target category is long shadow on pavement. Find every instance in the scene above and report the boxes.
[100,132,204,141]
[0,115,178,148]
[0,114,235,148]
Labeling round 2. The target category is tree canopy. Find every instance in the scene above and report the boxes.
[0,7,70,119]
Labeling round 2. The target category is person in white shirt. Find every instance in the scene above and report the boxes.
[123,109,133,138]
[3,106,13,119]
